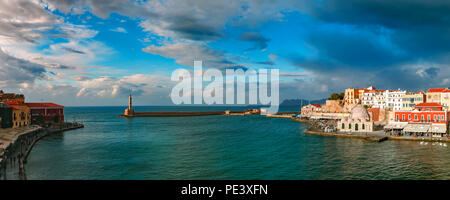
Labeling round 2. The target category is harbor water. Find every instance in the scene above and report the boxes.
[25,106,450,180]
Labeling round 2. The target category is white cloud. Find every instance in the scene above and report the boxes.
[110,27,127,33]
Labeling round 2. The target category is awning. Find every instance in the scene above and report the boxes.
[403,123,431,133]
[384,122,408,129]
[429,124,447,133]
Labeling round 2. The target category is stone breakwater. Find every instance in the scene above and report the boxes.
[0,122,84,180]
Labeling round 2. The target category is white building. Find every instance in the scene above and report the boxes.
[386,90,407,111]
[373,91,387,109]
[362,90,386,109]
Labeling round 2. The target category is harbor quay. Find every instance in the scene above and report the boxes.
[280,86,450,144]
[0,122,84,180]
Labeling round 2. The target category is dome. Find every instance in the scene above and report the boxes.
[350,105,370,121]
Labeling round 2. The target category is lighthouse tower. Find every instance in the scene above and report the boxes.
[124,94,135,116]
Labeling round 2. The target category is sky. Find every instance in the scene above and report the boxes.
[0,0,450,106]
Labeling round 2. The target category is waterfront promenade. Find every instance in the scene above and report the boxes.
[288,116,450,143]
[0,122,84,180]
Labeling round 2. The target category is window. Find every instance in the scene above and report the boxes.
[342,123,345,129]
[402,114,405,121]
[362,124,365,130]
[415,114,418,120]
[349,124,352,129]
[428,115,431,122]
[408,114,411,120]
[421,115,425,122]
[396,114,399,121]
[355,124,359,131]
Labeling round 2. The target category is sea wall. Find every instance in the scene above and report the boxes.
[0,122,84,180]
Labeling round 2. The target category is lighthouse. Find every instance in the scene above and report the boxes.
[124,94,135,116]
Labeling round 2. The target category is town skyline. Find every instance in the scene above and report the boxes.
[1,1,450,106]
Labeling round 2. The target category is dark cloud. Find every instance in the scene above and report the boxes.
[63,47,85,54]
[255,60,275,65]
[298,0,450,60]
[45,0,155,19]
[0,50,47,88]
[238,32,270,51]
[167,16,223,41]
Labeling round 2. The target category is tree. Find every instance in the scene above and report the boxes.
[328,93,345,100]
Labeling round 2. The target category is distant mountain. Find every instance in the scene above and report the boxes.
[280,98,327,106]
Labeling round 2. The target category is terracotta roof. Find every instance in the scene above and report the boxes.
[414,103,444,107]
[25,103,64,108]
[5,101,21,105]
[311,104,321,108]
[427,88,449,93]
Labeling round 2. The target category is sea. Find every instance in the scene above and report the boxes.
[23,106,450,180]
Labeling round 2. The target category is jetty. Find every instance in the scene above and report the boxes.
[120,111,226,117]
[118,94,295,117]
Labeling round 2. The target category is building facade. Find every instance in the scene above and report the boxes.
[26,103,64,126]
[386,90,407,111]
[6,102,31,128]
[401,92,426,111]
[344,88,360,105]
[440,90,450,111]
[338,105,374,133]
[392,103,448,137]
[362,89,386,109]
[0,102,13,128]
[426,88,448,104]
[301,104,321,116]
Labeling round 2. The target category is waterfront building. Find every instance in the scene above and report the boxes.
[386,90,407,111]
[0,102,13,128]
[6,101,31,128]
[124,94,135,116]
[440,90,450,111]
[301,104,321,117]
[391,103,448,137]
[401,92,426,111]
[338,105,374,133]
[426,88,448,104]
[26,103,64,126]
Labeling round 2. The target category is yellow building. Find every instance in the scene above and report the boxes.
[401,92,426,111]
[6,102,31,128]
[344,88,359,105]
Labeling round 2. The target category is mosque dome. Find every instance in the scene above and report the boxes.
[350,105,370,121]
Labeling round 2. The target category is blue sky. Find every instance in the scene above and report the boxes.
[1,0,450,106]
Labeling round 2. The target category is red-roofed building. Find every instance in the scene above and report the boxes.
[25,103,64,125]
[301,104,322,116]
[394,103,448,124]
[426,88,449,104]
